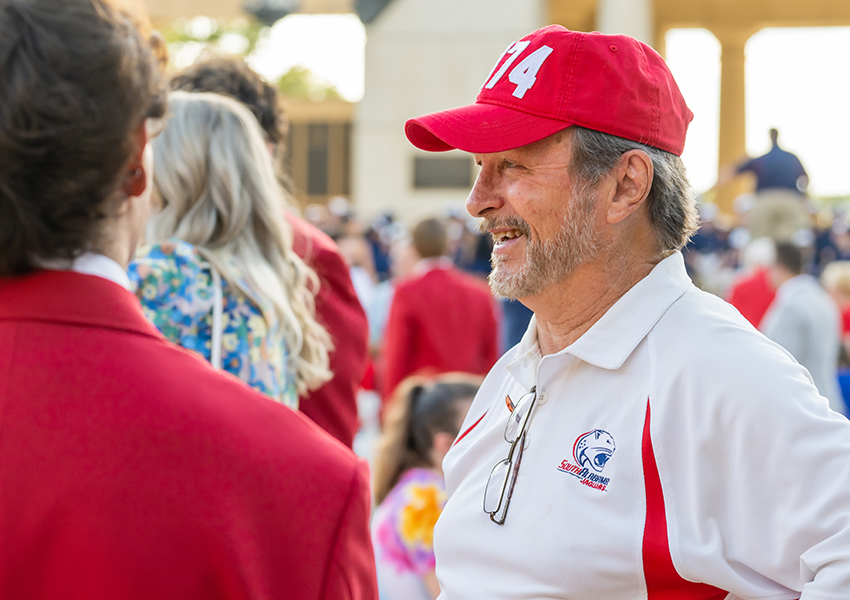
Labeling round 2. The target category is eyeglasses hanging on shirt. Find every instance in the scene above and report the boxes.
[483,386,538,525]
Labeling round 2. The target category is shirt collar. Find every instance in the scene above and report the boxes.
[506,251,692,380]
[37,252,131,291]
[413,256,454,275]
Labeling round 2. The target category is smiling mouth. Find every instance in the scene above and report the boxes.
[495,230,525,244]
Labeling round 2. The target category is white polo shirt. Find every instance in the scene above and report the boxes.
[435,252,850,599]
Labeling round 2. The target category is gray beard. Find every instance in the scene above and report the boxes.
[485,186,607,300]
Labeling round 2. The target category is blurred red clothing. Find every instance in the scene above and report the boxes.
[727,267,776,328]
[382,264,499,398]
[288,213,368,448]
[841,307,850,336]
[0,270,376,599]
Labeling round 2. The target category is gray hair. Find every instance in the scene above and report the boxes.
[568,127,698,253]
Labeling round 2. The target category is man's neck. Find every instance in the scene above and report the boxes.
[522,243,665,356]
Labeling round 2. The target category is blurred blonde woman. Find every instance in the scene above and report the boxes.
[129,91,331,407]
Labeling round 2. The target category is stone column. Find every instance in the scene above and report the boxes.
[712,26,757,214]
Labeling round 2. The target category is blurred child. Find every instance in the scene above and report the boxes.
[371,374,480,599]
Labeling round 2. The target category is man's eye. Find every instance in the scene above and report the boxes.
[504,160,518,169]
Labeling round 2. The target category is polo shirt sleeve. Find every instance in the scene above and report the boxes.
[649,329,850,598]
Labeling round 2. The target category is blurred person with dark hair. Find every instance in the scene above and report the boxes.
[171,56,368,448]
[0,1,376,597]
[171,56,288,160]
[130,91,332,405]
[371,374,479,600]
[382,218,499,398]
[721,128,810,242]
[761,243,845,414]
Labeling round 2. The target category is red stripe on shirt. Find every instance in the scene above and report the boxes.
[452,411,488,447]
[642,400,727,600]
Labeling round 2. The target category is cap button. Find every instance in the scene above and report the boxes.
[609,44,618,52]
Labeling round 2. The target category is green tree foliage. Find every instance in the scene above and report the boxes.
[163,17,265,59]
[277,66,342,101]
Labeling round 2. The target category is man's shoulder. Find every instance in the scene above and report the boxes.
[648,286,817,398]
[652,285,783,362]
[89,328,360,476]
[152,344,354,455]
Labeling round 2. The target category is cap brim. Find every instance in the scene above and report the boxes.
[405,102,572,154]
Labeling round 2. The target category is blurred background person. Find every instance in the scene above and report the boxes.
[382,218,499,399]
[821,261,850,351]
[499,298,534,353]
[371,374,480,600]
[0,0,376,597]
[170,58,368,447]
[130,91,332,407]
[719,128,810,242]
[761,243,845,414]
[822,260,850,410]
[726,236,777,328]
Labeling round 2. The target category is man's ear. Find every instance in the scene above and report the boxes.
[122,121,150,198]
[607,149,653,224]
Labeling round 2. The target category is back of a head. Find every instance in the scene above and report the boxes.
[821,261,850,298]
[0,0,167,276]
[148,91,282,249]
[775,242,803,276]
[412,218,448,259]
[170,57,287,152]
[373,373,481,505]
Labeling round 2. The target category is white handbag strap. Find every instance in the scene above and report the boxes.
[209,263,224,370]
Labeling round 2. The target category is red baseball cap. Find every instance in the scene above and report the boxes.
[405,25,693,156]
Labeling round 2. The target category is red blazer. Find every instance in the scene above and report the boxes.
[726,267,776,328]
[0,270,377,600]
[288,213,368,448]
[382,266,499,397]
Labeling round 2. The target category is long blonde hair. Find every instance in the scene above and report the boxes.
[147,91,332,395]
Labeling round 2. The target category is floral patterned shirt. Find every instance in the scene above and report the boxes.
[371,468,447,600]
[128,240,298,407]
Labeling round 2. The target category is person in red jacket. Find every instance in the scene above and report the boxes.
[382,218,500,398]
[170,57,369,448]
[0,1,377,598]
[726,237,777,328]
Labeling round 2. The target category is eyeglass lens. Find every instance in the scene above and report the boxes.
[504,388,536,443]
[483,457,510,514]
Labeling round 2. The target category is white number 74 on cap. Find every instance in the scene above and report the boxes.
[483,41,554,99]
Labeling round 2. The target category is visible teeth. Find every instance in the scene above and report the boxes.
[498,229,522,242]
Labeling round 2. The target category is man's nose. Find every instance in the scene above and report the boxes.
[466,161,504,218]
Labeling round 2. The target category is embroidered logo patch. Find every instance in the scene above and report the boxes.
[557,429,616,492]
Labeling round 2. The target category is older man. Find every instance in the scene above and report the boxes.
[405,25,850,599]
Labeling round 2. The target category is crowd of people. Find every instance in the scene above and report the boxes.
[2,1,850,599]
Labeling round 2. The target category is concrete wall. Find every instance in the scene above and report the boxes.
[353,0,545,223]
